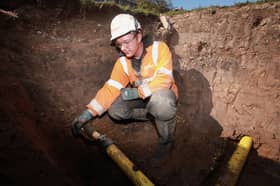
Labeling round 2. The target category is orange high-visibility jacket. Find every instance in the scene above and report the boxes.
[87,41,178,116]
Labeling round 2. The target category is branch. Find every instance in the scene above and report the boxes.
[0,9,18,18]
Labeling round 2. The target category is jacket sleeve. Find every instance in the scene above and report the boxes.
[86,60,129,116]
[140,42,174,97]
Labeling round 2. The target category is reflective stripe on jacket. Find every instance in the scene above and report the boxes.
[87,41,178,116]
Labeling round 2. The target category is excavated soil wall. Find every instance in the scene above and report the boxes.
[170,2,280,160]
[0,1,280,186]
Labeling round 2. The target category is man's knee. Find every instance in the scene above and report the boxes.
[108,107,129,120]
[108,107,118,120]
[148,90,177,120]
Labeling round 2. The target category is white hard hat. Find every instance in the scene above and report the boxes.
[110,14,141,42]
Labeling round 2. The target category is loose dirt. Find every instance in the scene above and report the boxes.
[0,1,279,186]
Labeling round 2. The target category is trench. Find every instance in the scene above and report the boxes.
[0,1,280,186]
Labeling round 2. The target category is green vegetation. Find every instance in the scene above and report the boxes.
[79,0,172,16]
[134,0,169,15]
[80,0,115,8]
[79,0,280,17]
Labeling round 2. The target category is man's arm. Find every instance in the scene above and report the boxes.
[87,59,129,116]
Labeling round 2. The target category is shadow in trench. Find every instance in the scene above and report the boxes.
[169,68,224,186]
[202,139,280,186]
[144,49,225,185]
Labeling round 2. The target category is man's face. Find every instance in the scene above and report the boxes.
[115,32,141,58]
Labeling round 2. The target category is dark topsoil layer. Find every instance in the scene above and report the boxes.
[0,1,280,186]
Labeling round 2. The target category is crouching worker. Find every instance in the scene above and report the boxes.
[72,14,178,158]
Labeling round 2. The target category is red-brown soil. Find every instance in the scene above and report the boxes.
[0,1,279,186]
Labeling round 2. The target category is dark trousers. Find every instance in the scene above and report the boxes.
[108,89,177,144]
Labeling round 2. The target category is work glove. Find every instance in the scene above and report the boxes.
[71,110,94,136]
[121,88,139,100]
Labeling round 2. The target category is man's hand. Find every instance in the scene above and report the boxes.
[137,85,152,100]
[137,87,145,99]
[71,110,93,136]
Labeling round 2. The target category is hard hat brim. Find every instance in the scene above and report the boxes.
[110,30,142,46]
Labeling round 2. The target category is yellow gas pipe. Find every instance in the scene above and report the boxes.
[89,130,154,186]
[216,135,253,186]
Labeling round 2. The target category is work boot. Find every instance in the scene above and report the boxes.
[155,116,176,144]
[152,141,174,160]
[152,117,176,159]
